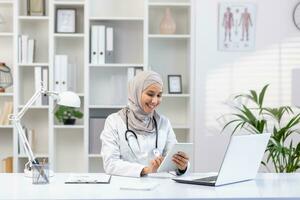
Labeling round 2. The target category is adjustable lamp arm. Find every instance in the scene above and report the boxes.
[9,87,59,164]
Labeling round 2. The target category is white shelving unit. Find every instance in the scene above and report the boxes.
[0,0,14,173]
[0,0,194,173]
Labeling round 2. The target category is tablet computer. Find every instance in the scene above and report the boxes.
[157,143,193,173]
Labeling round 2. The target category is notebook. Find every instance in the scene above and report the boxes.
[65,173,111,184]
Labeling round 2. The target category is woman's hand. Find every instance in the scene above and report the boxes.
[141,156,164,176]
[172,151,189,171]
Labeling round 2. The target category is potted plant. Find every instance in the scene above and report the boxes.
[54,105,83,125]
[221,84,300,173]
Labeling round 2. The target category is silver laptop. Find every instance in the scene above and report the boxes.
[173,133,271,186]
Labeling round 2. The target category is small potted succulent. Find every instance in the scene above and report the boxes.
[54,105,83,125]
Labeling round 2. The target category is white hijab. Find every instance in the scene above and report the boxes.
[118,71,163,135]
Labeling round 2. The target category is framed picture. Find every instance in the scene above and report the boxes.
[168,75,182,94]
[27,0,46,16]
[218,3,256,51]
[56,8,76,33]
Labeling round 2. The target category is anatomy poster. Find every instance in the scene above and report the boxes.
[218,3,256,51]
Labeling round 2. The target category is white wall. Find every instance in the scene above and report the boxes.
[194,0,300,172]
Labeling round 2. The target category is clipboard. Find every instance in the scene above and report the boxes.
[65,173,111,184]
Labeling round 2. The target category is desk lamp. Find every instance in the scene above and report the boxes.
[9,85,81,177]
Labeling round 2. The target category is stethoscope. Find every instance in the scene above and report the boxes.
[125,109,160,159]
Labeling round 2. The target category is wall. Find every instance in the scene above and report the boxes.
[194,0,300,172]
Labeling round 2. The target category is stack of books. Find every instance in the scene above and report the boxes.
[18,35,35,63]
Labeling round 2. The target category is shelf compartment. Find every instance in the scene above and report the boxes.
[0,129,13,162]
[149,39,190,93]
[89,20,143,64]
[17,66,49,106]
[18,109,49,157]
[149,6,190,34]
[19,20,49,63]
[18,0,49,16]
[89,0,144,19]
[89,68,128,106]
[157,97,189,126]
[0,3,13,32]
[54,37,84,93]
[0,36,13,69]
[54,129,85,172]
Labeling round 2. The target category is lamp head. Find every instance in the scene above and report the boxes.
[56,91,80,108]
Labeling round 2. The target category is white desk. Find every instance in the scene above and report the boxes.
[0,173,299,199]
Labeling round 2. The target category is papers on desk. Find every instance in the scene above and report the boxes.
[65,173,111,184]
[147,172,177,179]
[120,182,159,191]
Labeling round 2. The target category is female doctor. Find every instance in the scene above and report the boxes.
[100,71,189,177]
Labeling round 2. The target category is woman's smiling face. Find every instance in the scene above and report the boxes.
[141,83,163,113]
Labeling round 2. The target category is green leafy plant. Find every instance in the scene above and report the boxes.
[222,84,300,173]
[54,105,83,124]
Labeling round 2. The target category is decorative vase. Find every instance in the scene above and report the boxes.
[159,7,176,34]
[63,118,76,125]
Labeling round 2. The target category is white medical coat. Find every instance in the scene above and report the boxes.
[100,113,186,177]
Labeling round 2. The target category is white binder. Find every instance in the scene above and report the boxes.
[91,26,98,64]
[54,55,68,92]
[34,66,42,105]
[21,35,28,63]
[106,27,114,63]
[27,39,35,63]
[60,56,68,92]
[54,55,61,92]
[98,26,105,64]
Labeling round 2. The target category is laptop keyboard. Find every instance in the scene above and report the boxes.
[195,175,218,182]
